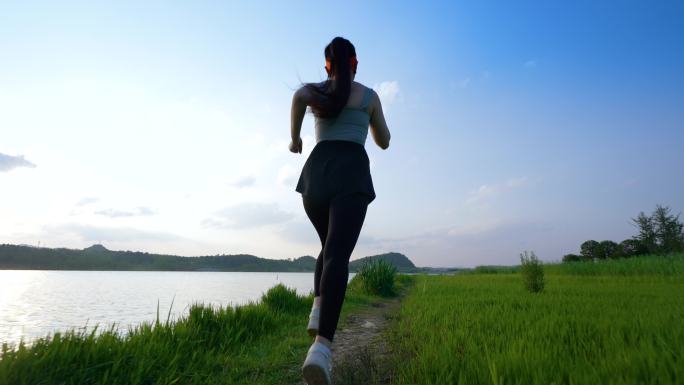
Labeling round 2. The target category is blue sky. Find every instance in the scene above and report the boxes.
[1,1,682,267]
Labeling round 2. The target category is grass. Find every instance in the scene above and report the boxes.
[356,258,398,297]
[467,265,521,274]
[0,275,412,385]
[384,253,684,384]
[519,251,544,293]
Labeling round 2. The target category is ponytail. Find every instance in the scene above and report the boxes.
[305,37,356,119]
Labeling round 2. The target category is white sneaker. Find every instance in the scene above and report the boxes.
[302,341,332,385]
[307,307,320,337]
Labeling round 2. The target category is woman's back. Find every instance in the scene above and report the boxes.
[314,81,373,146]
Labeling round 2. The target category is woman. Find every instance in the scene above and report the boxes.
[289,36,391,385]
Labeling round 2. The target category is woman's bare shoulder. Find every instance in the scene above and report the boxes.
[302,80,325,90]
[352,80,369,90]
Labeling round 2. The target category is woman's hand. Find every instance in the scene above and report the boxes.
[289,137,303,154]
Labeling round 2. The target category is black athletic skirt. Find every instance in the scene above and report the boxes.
[296,140,376,204]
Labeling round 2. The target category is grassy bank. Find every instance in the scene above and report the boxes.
[385,254,684,384]
[0,274,412,385]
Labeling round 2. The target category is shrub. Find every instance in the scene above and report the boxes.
[356,259,397,297]
[520,251,544,293]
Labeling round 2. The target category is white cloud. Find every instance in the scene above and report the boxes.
[95,206,156,218]
[466,177,529,206]
[230,175,256,188]
[277,164,298,187]
[0,153,36,172]
[75,197,99,207]
[373,81,401,105]
[466,184,498,204]
[524,59,537,69]
[203,202,294,229]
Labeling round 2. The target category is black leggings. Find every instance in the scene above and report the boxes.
[303,192,369,342]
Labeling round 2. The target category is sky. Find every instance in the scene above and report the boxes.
[1,1,683,267]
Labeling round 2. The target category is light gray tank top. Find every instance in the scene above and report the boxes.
[315,86,372,146]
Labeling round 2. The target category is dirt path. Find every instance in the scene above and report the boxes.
[295,297,401,385]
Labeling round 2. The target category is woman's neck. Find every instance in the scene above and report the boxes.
[328,73,356,81]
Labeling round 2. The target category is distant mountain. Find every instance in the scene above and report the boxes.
[0,244,421,273]
[291,255,316,270]
[84,244,109,252]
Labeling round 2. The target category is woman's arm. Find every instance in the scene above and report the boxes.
[369,90,391,149]
[289,87,308,154]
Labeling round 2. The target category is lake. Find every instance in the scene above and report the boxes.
[0,270,353,347]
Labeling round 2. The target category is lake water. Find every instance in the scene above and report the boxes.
[0,270,353,347]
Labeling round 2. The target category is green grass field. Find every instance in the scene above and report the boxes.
[0,276,412,385]
[385,254,684,384]
[3,255,681,384]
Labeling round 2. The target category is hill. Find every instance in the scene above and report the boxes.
[0,244,421,272]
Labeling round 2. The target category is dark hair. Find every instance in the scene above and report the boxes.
[304,37,356,119]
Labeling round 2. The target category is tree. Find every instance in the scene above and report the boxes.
[562,253,582,263]
[580,240,600,261]
[632,211,658,254]
[618,239,646,258]
[633,205,684,255]
[652,205,684,254]
[599,240,620,259]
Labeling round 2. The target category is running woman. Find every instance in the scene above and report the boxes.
[289,36,391,385]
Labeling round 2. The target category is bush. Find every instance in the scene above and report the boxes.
[356,259,397,297]
[520,251,544,293]
[562,253,582,262]
[261,284,308,314]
